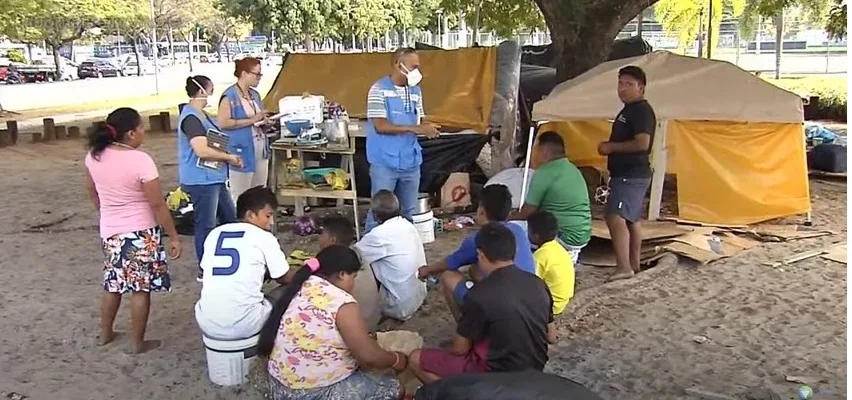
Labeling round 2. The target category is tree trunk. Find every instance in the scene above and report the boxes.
[774,11,783,79]
[168,26,176,65]
[186,31,195,72]
[224,36,232,61]
[303,35,315,53]
[132,36,142,76]
[26,44,33,62]
[636,9,644,37]
[473,2,481,44]
[534,0,654,82]
[51,44,62,77]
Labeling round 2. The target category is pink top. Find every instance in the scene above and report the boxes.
[84,147,159,239]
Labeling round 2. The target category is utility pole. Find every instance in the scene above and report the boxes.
[697,7,704,59]
[706,0,713,59]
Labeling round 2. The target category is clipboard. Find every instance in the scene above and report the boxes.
[197,127,230,170]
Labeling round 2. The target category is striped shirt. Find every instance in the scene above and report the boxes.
[366,81,425,121]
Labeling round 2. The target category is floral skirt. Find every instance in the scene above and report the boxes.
[268,370,400,400]
[101,227,171,294]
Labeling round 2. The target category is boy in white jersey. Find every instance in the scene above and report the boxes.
[195,186,293,340]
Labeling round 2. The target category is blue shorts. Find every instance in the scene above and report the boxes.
[606,177,651,223]
[452,280,475,306]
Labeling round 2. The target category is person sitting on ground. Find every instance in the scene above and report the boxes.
[194,186,294,340]
[259,245,409,400]
[318,215,382,332]
[509,131,591,264]
[355,190,427,321]
[418,184,535,320]
[408,223,557,384]
[528,210,575,316]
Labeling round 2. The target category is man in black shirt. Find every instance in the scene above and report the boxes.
[597,65,656,281]
[408,223,556,384]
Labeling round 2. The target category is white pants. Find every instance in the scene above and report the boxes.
[229,137,269,204]
[195,299,272,340]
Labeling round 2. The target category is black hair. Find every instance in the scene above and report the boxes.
[236,186,278,219]
[87,107,142,160]
[537,131,565,155]
[372,189,401,222]
[618,65,647,86]
[474,222,517,262]
[258,245,362,356]
[528,210,559,243]
[392,47,417,64]
[185,75,212,97]
[479,184,513,222]
[320,216,356,245]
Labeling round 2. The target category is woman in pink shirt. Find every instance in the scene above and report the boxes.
[84,107,182,354]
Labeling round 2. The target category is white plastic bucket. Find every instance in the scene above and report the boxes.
[413,210,435,244]
[202,333,260,386]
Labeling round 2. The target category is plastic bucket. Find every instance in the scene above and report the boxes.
[413,210,435,244]
[201,333,260,386]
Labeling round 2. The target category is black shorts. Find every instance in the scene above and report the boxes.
[606,177,651,223]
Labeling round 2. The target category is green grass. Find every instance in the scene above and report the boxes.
[766,75,847,122]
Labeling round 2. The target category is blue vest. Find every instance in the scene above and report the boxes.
[365,76,423,172]
[177,104,228,185]
[221,84,268,173]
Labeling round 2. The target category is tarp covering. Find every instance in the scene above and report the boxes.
[521,35,653,67]
[263,48,498,133]
[353,134,490,197]
[533,51,805,123]
[671,121,810,224]
[415,371,604,400]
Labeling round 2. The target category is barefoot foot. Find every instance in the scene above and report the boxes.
[608,271,635,282]
[131,340,162,354]
[97,330,120,346]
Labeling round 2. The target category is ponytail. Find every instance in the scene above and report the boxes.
[257,244,364,357]
[257,265,313,356]
[87,107,142,160]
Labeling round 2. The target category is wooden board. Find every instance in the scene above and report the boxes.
[591,219,692,241]
[579,239,665,267]
[659,217,748,229]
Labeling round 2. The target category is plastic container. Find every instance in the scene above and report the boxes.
[201,333,260,386]
[413,210,435,244]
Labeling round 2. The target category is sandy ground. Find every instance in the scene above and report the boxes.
[0,134,846,400]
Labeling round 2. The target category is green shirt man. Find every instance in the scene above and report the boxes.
[526,158,591,246]
[510,131,591,263]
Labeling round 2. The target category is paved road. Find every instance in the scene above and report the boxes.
[0,53,845,112]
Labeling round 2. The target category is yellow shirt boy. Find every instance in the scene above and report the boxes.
[533,240,575,315]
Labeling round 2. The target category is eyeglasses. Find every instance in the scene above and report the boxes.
[248,71,263,78]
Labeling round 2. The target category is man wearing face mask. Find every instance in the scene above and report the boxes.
[364,47,440,233]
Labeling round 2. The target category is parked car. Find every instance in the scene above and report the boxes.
[16,57,76,82]
[77,60,122,78]
[122,60,157,76]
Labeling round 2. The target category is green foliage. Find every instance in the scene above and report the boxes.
[655,0,747,51]
[738,0,832,38]
[6,49,26,63]
[0,0,127,47]
[769,76,847,121]
[441,0,545,37]
[825,0,846,39]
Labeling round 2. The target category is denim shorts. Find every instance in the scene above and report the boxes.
[605,177,651,223]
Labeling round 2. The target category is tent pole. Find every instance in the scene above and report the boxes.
[519,123,540,211]
[647,120,668,220]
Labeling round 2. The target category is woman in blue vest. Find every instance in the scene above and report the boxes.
[178,75,244,281]
[217,57,271,204]
[364,48,440,232]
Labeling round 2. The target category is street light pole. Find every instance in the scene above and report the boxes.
[706,0,713,59]
[149,0,160,95]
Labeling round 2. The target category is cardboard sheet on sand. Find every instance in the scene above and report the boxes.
[591,220,692,241]
[733,224,834,241]
[821,244,847,264]
[579,239,667,267]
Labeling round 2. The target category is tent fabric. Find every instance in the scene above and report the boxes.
[414,370,605,400]
[353,134,490,197]
[532,51,805,123]
[671,121,810,224]
[263,48,497,133]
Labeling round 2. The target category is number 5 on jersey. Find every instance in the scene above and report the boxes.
[212,231,245,276]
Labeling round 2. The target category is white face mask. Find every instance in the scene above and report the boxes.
[191,78,214,109]
[400,64,422,87]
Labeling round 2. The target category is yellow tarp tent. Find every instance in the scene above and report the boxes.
[532,51,809,225]
[262,48,497,133]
